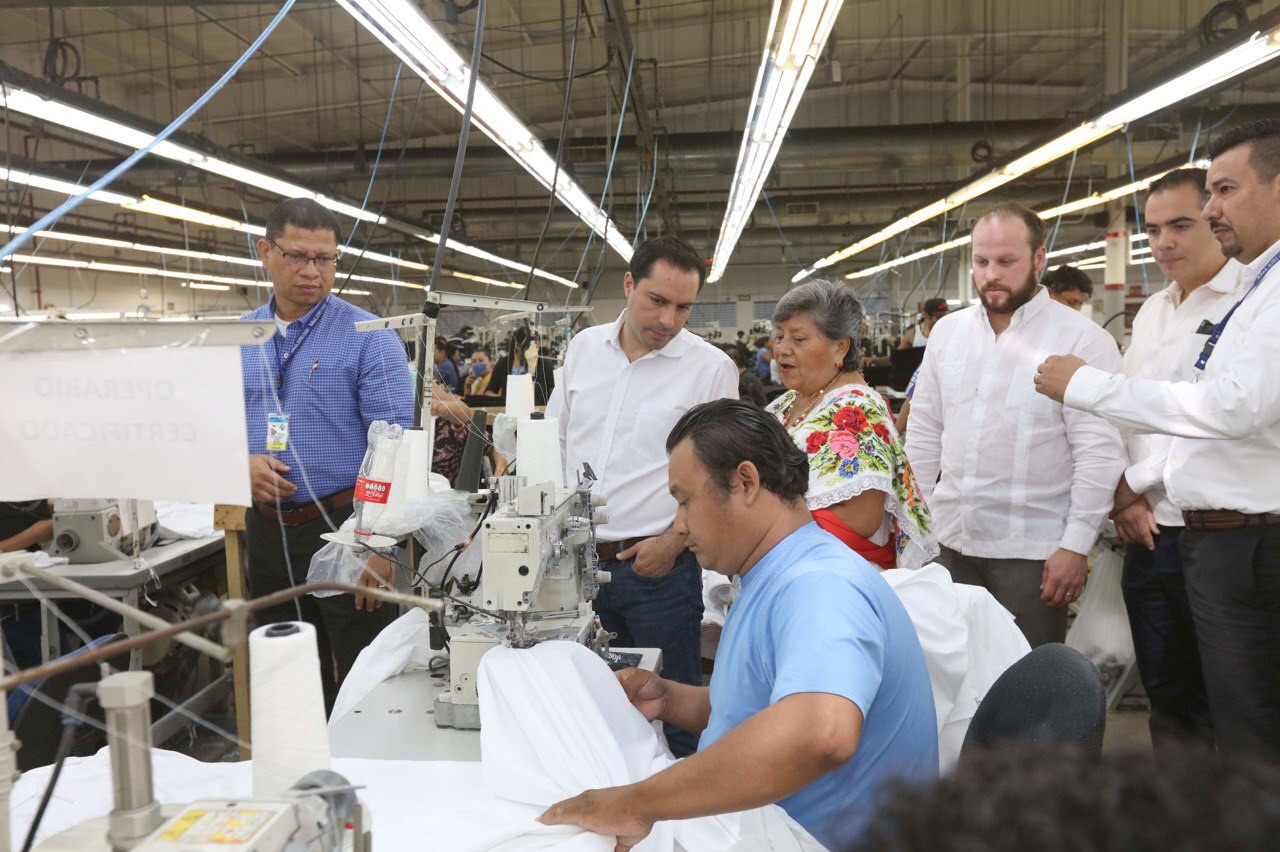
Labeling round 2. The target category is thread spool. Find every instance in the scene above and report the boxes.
[250,622,331,797]
[506,373,535,418]
[516,414,563,489]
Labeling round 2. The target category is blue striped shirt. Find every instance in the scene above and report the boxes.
[241,295,414,503]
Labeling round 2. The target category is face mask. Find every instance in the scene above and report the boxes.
[472,362,489,377]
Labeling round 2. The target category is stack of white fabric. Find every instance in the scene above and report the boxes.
[701,569,737,660]
[882,563,1031,772]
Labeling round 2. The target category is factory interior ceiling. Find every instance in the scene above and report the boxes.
[2,0,1279,314]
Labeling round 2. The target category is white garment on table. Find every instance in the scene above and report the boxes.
[546,311,738,541]
[882,563,1030,773]
[1066,237,1280,514]
[477,641,823,851]
[154,502,218,540]
[906,287,1125,559]
[1119,261,1240,526]
[328,608,441,724]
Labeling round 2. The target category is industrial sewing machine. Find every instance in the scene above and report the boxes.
[432,468,614,730]
[50,498,157,564]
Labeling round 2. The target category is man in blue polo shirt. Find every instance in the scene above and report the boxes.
[540,399,937,849]
[241,198,413,708]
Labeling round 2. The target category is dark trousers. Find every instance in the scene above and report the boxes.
[594,549,704,757]
[1121,528,1212,751]
[244,504,397,713]
[1181,526,1280,759]
[936,545,1067,648]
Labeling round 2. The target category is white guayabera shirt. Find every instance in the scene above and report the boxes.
[907,287,1125,560]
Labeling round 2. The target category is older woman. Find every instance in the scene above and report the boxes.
[767,279,937,571]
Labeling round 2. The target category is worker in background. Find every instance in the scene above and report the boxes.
[547,236,738,757]
[1036,120,1280,758]
[462,347,493,396]
[1043,265,1095,311]
[725,345,767,406]
[897,297,948,349]
[1105,167,1237,751]
[907,203,1125,648]
[240,198,413,710]
[487,323,556,405]
[539,401,937,848]
[433,335,461,393]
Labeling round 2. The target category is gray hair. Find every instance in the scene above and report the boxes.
[773,279,864,371]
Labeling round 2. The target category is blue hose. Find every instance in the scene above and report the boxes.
[0,0,298,262]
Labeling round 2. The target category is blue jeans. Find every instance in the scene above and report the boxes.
[594,549,703,756]
[1121,527,1211,752]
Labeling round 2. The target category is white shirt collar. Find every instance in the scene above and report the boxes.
[1244,236,1280,278]
[1161,258,1244,306]
[605,309,690,359]
[978,284,1049,331]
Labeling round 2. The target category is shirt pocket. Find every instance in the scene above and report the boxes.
[629,405,685,461]
[938,360,977,405]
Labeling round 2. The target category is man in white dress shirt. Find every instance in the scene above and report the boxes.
[1110,167,1239,751]
[1036,120,1280,757]
[906,202,1125,648]
[547,236,738,756]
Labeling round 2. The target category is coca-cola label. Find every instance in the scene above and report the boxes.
[355,477,392,503]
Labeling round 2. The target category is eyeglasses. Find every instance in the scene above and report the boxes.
[268,239,340,270]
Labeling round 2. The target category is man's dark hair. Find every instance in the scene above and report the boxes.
[629,235,708,291]
[841,742,1280,852]
[1041,265,1094,298]
[666,399,809,502]
[724,345,748,369]
[1205,119,1280,183]
[976,201,1046,252]
[264,198,342,243]
[1148,166,1207,198]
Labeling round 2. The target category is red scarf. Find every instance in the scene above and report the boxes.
[811,508,895,571]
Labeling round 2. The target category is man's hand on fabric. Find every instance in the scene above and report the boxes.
[249,454,297,503]
[354,554,395,612]
[618,530,686,578]
[537,785,653,852]
[1041,548,1088,607]
[1113,497,1159,550]
[1034,355,1087,403]
[616,668,668,722]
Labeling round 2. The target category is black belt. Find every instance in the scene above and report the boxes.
[595,537,645,562]
[1182,510,1280,531]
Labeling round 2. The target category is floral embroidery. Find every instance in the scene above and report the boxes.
[768,384,938,571]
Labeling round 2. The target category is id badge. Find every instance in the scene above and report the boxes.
[266,412,290,452]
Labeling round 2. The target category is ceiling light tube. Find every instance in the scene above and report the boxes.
[337,0,633,261]
[710,0,843,283]
[793,23,1280,280]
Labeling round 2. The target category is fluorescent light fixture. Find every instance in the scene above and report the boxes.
[708,0,843,283]
[419,233,578,288]
[0,165,136,206]
[64,311,148,320]
[794,24,1280,280]
[181,281,231,292]
[845,235,972,281]
[337,0,633,261]
[0,82,576,285]
[122,195,242,230]
[450,270,523,290]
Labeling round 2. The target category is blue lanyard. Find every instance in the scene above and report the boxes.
[273,300,327,392]
[1194,250,1280,372]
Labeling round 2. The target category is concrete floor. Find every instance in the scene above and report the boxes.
[1103,706,1153,753]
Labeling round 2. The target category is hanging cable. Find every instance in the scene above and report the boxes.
[425,0,487,294]
[0,0,300,262]
[1125,130,1151,295]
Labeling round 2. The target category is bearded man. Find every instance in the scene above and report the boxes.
[904,203,1125,646]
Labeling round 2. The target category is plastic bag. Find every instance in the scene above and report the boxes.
[1066,543,1135,687]
[352,420,404,541]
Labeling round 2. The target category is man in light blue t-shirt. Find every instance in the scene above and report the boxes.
[540,399,938,849]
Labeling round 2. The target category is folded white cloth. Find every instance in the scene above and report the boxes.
[154,502,218,540]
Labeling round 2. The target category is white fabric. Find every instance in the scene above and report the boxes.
[477,641,823,851]
[547,311,739,540]
[154,501,217,540]
[881,563,1030,773]
[906,287,1125,559]
[1065,237,1280,514]
[701,571,738,660]
[1119,262,1240,525]
[328,608,443,724]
